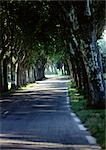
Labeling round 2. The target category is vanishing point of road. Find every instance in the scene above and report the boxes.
[0,76,100,150]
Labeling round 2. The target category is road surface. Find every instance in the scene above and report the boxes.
[0,76,100,150]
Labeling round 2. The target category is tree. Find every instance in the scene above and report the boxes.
[0,0,105,108]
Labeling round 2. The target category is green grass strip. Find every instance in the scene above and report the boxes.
[68,81,106,149]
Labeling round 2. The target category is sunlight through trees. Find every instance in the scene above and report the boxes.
[0,0,106,108]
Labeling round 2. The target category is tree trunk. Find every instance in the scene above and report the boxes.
[11,62,16,89]
[17,63,21,87]
[0,60,3,94]
[11,50,16,89]
[3,58,8,92]
[15,63,18,88]
[64,61,70,75]
[35,58,46,81]
[70,58,79,87]
[83,18,106,107]
[26,69,29,83]
[28,69,30,83]
[78,53,94,106]
[23,68,26,85]
[66,59,73,78]
[75,58,84,91]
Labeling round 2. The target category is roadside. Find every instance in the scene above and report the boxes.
[68,81,105,150]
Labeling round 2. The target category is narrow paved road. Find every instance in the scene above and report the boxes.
[0,76,100,150]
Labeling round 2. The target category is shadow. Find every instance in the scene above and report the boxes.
[0,133,96,150]
[0,77,97,150]
[0,82,68,117]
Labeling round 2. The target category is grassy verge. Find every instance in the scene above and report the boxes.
[20,82,37,90]
[68,81,106,149]
[0,82,38,97]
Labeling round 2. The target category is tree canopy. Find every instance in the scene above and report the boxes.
[0,0,106,108]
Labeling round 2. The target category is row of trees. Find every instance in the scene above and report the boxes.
[0,1,66,92]
[54,0,106,108]
[0,0,106,108]
[63,1,106,108]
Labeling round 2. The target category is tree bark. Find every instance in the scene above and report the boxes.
[0,60,3,93]
[78,53,94,106]
[11,54,16,89]
[82,18,106,107]
[66,58,73,78]
[70,58,79,88]
[17,63,21,87]
[3,57,8,92]
[35,58,46,81]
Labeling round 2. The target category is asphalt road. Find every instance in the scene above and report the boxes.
[0,76,100,150]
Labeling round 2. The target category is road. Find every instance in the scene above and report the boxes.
[0,76,100,150]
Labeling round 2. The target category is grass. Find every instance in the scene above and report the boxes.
[20,82,37,90]
[68,81,106,150]
[1,82,38,97]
